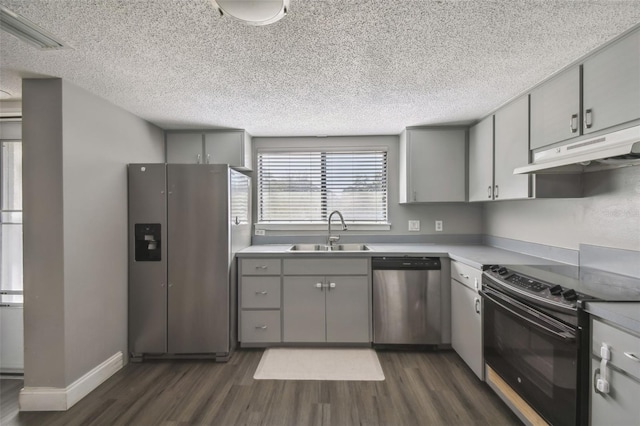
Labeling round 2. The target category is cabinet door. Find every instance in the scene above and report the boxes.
[468,116,494,202]
[591,359,640,426]
[405,129,466,202]
[494,95,530,200]
[283,276,326,342]
[204,131,244,167]
[583,30,640,134]
[166,133,203,164]
[530,67,581,150]
[451,279,483,380]
[325,276,369,343]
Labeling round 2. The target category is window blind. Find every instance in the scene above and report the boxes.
[258,150,388,224]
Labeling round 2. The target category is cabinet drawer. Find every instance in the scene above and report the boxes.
[592,318,640,380]
[451,260,482,291]
[241,277,281,309]
[283,258,368,275]
[241,311,281,343]
[241,258,281,276]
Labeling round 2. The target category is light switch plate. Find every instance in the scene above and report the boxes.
[408,220,420,231]
[435,220,443,232]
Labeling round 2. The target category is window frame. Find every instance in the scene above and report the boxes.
[255,146,391,231]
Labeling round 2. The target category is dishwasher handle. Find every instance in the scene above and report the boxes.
[372,257,441,270]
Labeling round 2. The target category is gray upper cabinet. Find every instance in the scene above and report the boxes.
[530,67,581,150]
[166,133,203,164]
[468,116,494,202]
[530,28,640,150]
[205,131,252,170]
[166,130,252,170]
[582,30,640,135]
[494,95,530,200]
[399,128,466,203]
[469,96,531,201]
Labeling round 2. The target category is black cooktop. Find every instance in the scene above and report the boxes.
[485,263,640,305]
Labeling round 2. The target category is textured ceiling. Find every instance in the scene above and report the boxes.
[1,1,639,136]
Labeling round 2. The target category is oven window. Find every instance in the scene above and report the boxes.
[485,296,578,426]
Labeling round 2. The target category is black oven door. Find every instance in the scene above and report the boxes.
[482,287,579,426]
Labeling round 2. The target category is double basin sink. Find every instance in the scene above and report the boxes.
[288,243,371,252]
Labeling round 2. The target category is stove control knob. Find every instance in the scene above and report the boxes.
[490,265,500,272]
[549,285,563,295]
[498,267,508,275]
[562,289,578,301]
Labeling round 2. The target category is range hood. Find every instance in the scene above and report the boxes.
[514,125,640,174]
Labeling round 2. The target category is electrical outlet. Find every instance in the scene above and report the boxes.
[408,220,420,231]
[255,229,266,236]
[435,220,443,232]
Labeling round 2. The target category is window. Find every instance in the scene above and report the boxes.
[258,149,388,225]
[1,140,23,305]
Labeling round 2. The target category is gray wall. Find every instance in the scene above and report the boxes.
[252,136,483,240]
[484,165,640,251]
[22,79,164,388]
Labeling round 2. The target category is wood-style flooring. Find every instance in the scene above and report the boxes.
[1,349,520,426]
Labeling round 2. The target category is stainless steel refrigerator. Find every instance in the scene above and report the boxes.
[128,164,251,361]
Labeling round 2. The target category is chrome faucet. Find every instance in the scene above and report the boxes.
[327,210,347,248]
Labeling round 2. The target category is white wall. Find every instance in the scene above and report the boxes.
[484,165,640,251]
[252,136,483,239]
[22,79,165,392]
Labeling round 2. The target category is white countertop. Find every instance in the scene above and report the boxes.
[237,243,564,270]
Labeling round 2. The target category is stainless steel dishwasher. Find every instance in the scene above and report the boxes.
[372,257,442,345]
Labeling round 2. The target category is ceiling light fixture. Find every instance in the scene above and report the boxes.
[0,6,69,50]
[211,0,290,26]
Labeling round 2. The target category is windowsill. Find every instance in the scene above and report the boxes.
[255,222,391,232]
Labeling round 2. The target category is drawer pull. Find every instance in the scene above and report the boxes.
[255,325,268,330]
[459,273,469,279]
[255,291,268,295]
[474,298,481,314]
[255,265,268,270]
[624,352,640,362]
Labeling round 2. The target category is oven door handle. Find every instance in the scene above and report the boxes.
[481,289,576,342]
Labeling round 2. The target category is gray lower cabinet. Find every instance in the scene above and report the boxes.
[282,258,370,343]
[239,258,282,345]
[590,317,640,425]
[283,275,369,343]
[450,260,484,380]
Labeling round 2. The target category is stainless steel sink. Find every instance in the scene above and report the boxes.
[288,243,370,252]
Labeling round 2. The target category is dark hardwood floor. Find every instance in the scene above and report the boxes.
[1,349,520,426]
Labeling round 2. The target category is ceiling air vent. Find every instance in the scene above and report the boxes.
[0,6,69,50]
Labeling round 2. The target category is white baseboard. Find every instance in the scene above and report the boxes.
[19,351,123,411]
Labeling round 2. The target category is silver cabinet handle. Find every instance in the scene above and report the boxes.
[197,153,202,164]
[494,185,499,198]
[624,352,640,362]
[474,298,481,314]
[474,277,479,291]
[412,190,417,202]
[570,114,578,133]
[487,185,492,199]
[255,265,268,270]
[459,273,469,279]
[206,154,211,164]
[255,325,268,330]
[255,291,268,295]
[585,108,593,129]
